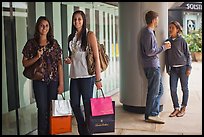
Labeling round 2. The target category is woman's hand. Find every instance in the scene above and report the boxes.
[37,48,44,58]
[186,69,191,76]
[57,84,64,94]
[95,81,102,90]
[22,48,43,68]
[64,57,72,64]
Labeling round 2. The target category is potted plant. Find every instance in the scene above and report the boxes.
[184,28,202,62]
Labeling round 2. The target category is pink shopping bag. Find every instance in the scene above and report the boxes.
[90,89,114,116]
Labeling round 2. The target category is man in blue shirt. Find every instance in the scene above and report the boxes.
[140,10,171,124]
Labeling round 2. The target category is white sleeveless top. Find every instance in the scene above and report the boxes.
[69,30,94,79]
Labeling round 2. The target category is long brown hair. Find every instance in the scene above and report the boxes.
[68,10,87,52]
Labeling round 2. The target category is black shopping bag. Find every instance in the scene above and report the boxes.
[86,101,115,134]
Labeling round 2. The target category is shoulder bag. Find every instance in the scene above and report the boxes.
[23,57,45,80]
[86,31,110,75]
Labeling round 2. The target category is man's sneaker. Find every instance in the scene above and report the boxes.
[148,115,165,124]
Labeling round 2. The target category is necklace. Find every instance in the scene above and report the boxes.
[72,45,77,55]
[71,38,78,56]
[71,32,82,56]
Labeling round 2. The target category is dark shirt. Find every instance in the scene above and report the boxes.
[22,38,62,82]
[165,35,192,73]
[140,27,166,68]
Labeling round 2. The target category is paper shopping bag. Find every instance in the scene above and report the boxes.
[50,115,72,135]
[87,101,115,134]
[51,94,72,116]
[90,89,114,116]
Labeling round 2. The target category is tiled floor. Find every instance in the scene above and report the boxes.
[28,62,202,135]
[2,103,37,135]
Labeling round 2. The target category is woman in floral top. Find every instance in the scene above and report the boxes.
[22,16,64,135]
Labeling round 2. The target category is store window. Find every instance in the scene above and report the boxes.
[187,19,196,33]
[95,10,99,39]
[85,8,90,30]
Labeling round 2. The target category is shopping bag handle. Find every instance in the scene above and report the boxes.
[58,93,65,100]
[96,88,105,98]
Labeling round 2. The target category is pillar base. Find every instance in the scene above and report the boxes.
[123,104,163,114]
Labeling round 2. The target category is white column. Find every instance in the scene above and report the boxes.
[52,2,62,46]
[119,2,168,113]
[35,2,45,20]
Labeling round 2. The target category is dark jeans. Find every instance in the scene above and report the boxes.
[33,80,58,135]
[170,66,189,109]
[70,77,95,135]
[144,67,164,120]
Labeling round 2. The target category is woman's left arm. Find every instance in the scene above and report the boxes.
[88,32,102,89]
[58,58,64,93]
[183,39,192,76]
[54,40,64,93]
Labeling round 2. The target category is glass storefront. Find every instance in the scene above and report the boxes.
[168,2,202,35]
[2,2,119,135]
[183,11,202,35]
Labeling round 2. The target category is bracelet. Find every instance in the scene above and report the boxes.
[95,78,102,83]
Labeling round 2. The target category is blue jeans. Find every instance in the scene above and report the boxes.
[170,66,189,109]
[144,67,164,120]
[70,77,95,135]
[33,80,59,135]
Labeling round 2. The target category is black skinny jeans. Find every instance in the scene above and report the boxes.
[33,80,58,135]
[70,77,95,135]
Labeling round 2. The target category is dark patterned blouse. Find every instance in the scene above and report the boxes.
[22,38,62,82]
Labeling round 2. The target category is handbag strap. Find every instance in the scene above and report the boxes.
[86,31,93,50]
[96,88,105,98]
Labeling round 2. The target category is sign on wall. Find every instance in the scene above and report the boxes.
[181,2,202,12]
[187,19,196,33]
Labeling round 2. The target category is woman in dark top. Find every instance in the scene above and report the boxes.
[22,16,64,135]
[165,21,192,117]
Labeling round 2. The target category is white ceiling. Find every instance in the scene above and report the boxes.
[104,2,118,7]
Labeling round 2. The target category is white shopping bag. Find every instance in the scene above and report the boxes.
[51,94,72,116]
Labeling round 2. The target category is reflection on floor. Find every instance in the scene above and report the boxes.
[2,103,37,135]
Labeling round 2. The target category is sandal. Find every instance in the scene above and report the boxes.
[177,107,186,117]
[169,109,180,117]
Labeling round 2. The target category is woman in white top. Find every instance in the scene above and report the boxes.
[64,10,102,135]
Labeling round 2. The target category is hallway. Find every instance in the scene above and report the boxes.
[29,62,202,135]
